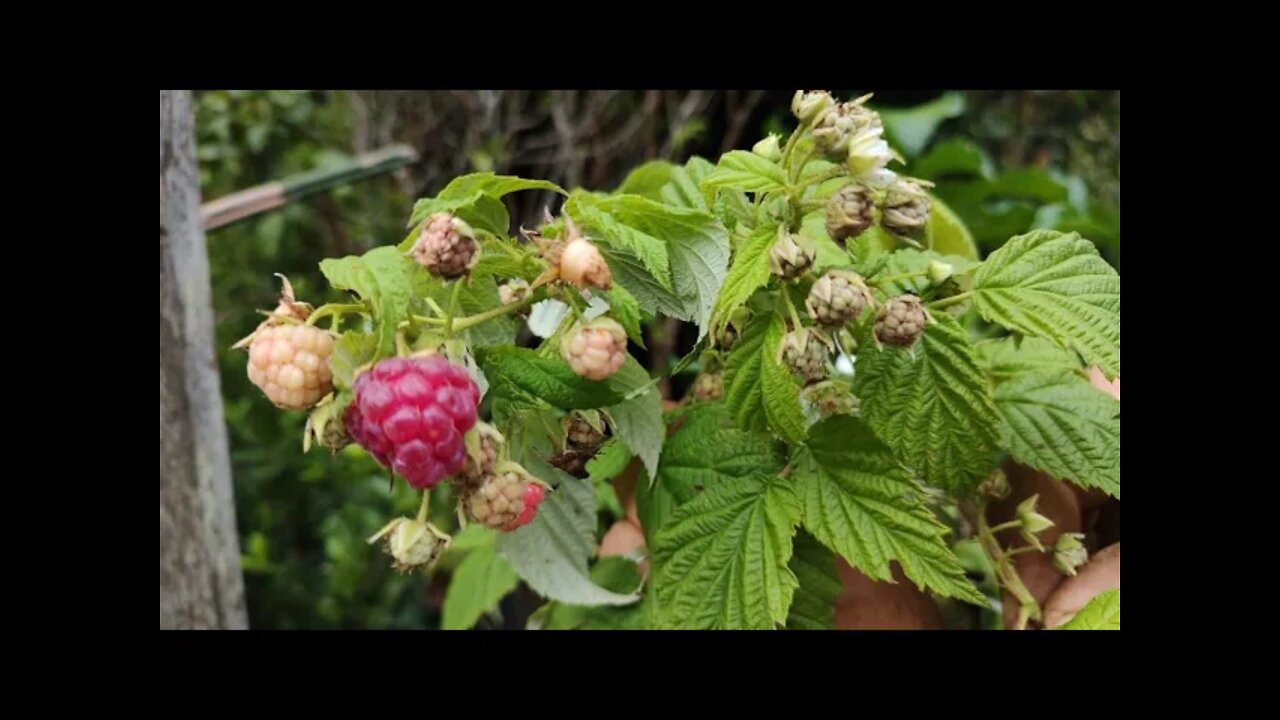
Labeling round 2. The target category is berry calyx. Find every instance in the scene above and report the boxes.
[769,227,816,281]
[346,356,480,489]
[560,317,628,381]
[881,180,932,236]
[368,517,450,573]
[874,294,926,348]
[805,270,871,327]
[778,328,829,385]
[411,213,478,279]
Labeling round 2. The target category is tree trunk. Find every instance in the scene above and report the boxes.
[160,90,248,629]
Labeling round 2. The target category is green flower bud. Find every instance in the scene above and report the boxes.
[752,134,782,162]
[1052,533,1089,576]
[791,90,835,124]
[1016,494,1056,551]
[928,260,954,285]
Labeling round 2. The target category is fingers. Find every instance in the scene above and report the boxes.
[1043,542,1120,628]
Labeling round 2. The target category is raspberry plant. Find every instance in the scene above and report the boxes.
[238,90,1119,630]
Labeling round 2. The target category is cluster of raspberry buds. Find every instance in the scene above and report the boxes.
[806,270,871,327]
[561,317,628,381]
[367,517,451,573]
[236,276,335,410]
[825,184,874,244]
[345,356,480,489]
[691,372,724,402]
[411,213,478,279]
[791,90,835,124]
[464,462,549,532]
[778,327,830,385]
[881,179,932,236]
[874,294,927,348]
[769,226,816,281]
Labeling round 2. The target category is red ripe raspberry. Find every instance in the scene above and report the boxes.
[466,471,547,531]
[346,356,480,489]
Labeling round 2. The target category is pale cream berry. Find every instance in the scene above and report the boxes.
[560,318,627,381]
[558,237,612,290]
[246,323,334,410]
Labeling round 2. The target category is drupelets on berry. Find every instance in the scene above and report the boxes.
[367,517,450,573]
[465,469,548,531]
[779,328,829,385]
[561,317,628,381]
[805,270,871,327]
[247,324,335,410]
[411,212,478,279]
[346,356,480,489]
[881,180,932,236]
[237,276,335,410]
[769,227,816,281]
[825,184,874,243]
[874,294,927,348]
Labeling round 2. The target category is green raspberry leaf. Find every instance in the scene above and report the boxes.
[437,172,566,202]
[586,439,633,484]
[538,556,649,630]
[569,192,729,339]
[868,247,979,296]
[605,358,664,482]
[925,194,980,261]
[405,191,511,239]
[852,313,1002,493]
[711,221,777,336]
[657,402,786,498]
[1056,589,1120,630]
[605,285,646,348]
[441,532,519,630]
[724,312,770,435]
[795,416,986,604]
[786,529,842,630]
[974,336,1085,382]
[615,161,676,201]
[479,347,624,409]
[701,150,788,194]
[973,229,1120,378]
[329,331,378,391]
[497,474,642,607]
[660,156,716,211]
[318,246,415,358]
[993,370,1120,498]
[761,313,810,445]
[652,474,801,629]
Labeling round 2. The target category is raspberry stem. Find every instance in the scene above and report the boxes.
[779,286,804,330]
[928,291,973,310]
[444,280,464,337]
[872,269,929,287]
[305,302,366,327]
[975,497,1042,629]
[416,490,432,522]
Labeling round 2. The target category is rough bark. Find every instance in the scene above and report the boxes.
[160,90,248,629]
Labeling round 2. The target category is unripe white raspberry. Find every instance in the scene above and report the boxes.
[246,323,335,410]
[560,317,628,381]
[881,180,931,236]
[805,270,871,327]
[559,237,613,290]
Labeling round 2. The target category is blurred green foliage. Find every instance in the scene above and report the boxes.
[197,89,1119,629]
